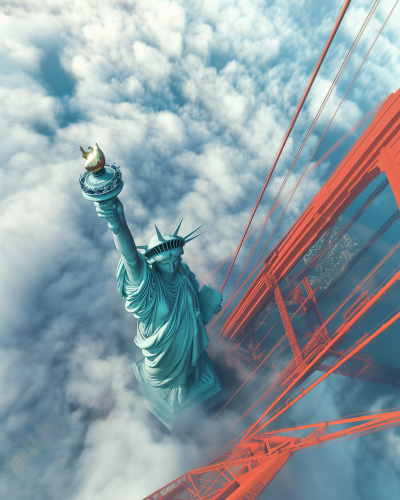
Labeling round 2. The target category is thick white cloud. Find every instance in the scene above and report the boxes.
[1,0,400,499]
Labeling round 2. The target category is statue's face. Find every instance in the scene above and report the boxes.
[154,254,181,275]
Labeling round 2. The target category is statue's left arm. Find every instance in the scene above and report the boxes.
[94,198,143,284]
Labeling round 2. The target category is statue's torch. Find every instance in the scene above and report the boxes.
[78,144,124,233]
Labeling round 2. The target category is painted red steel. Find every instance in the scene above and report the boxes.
[145,409,400,500]
[221,88,400,341]
[240,275,400,442]
[267,273,305,370]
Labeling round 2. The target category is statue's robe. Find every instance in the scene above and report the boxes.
[117,253,210,404]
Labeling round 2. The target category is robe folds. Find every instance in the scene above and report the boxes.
[117,253,210,400]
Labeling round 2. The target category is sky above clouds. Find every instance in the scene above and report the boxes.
[1,0,400,499]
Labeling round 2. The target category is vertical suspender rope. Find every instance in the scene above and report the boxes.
[219,0,352,294]
[228,0,381,304]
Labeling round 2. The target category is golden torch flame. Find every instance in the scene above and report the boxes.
[79,143,106,173]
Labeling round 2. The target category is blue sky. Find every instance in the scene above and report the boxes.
[1,0,400,498]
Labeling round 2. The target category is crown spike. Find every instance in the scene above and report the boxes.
[172,219,183,237]
[136,245,148,249]
[185,231,205,243]
[183,224,204,241]
[154,224,166,242]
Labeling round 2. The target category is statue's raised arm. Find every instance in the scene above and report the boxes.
[78,143,142,284]
[95,199,142,284]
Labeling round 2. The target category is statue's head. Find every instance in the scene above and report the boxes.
[137,220,204,273]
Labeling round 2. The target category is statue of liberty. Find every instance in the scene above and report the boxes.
[79,144,222,426]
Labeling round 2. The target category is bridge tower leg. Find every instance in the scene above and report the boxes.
[264,272,305,370]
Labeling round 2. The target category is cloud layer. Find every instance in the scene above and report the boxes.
[1,0,400,498]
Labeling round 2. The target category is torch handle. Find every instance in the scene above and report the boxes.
[98,196,121,234]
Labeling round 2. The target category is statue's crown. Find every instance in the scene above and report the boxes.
[137,220,204,260]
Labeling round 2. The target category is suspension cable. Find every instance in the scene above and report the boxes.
[224,0,381,307]
[219,0,352,294]
[250,0,396,274]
